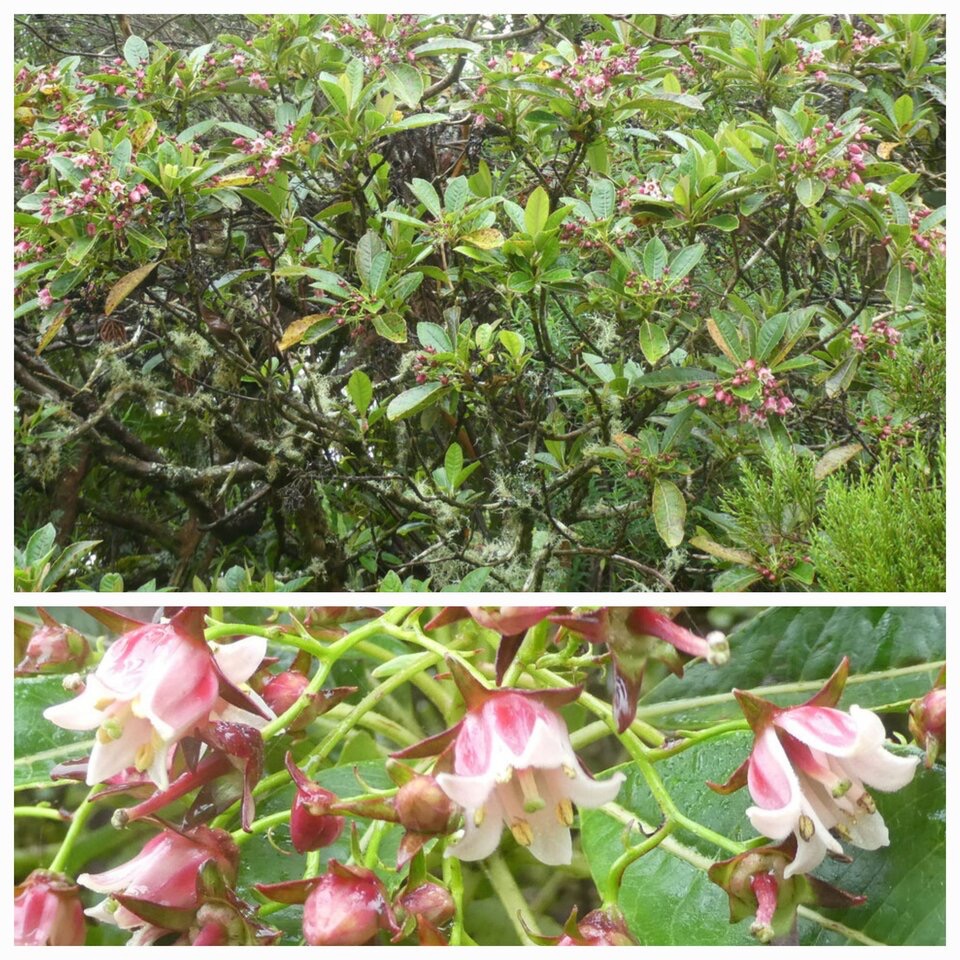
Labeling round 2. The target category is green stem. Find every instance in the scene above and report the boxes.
[442,850,469,946]
[796,906,885,947]
[483,852,540,944]
[14,806,67,822]
[48,785,99,874]
[232,810,290,844]
[603,818,676,905]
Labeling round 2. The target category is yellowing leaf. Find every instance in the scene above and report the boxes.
[706,317,739,363]
[36,307,70,355]
[814,443,864,481]
[689,536,755,566]
[215,175,257,188]
[104,262,159,316]
[278,314,326,351]
[461,228,504,249]
[877,141,900,160]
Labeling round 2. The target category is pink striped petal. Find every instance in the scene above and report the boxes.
[773,705,859,755]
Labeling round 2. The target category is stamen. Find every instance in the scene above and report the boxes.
[496,764,514,785]
[510,819,534,847]
[833,822,852,841]
[517,768,545,813]
[561,763,578,780]
[557,798,575,826]
[797,814,815,841]
[134,742,154,772]
[857,792,876,814]
[474,806,485,827]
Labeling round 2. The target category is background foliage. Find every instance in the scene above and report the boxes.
[14,14,945,591]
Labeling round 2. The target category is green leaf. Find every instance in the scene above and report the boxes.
[443,176,469,213]
[652,478,686,548]
[367,250,392,295]
[412,37,482,56]
[524,186,550,237]
[893,93,914,129]
[444,442,464,481]
[639,321,670,364]
[669,243,705,281]
[15,676,94,787]
[409,178,442,218]
[383,63,423,108]
[123,35,149,68]
[355,231,384,287]
[23,523,57,568]
[498,330,525,359]
[712,565,763,592]
[386,382,447,420]
[643,236,668,279]
[796,177,826,208]
[885,262,914,309]
[347,369,373,417]
[756,312,788,362]
[639,606,945,726]
[706,213,740,231]
[637,366,716,387]
[99,572,124,592]
[590,180,616,220]
[416,321,452,354]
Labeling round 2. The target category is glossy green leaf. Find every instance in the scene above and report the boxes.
[652,478,686,548]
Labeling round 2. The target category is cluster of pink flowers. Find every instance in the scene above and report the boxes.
[540,40,645,110]
[850,317,901,357]
[849,30,883,54]
[907,205,947,259]
[227,126,298,179]
[101,56,148,101]
[413,344,452,386]
[337,15,420,70]
[623,270,700,308]
[794,46,828,81]
[773,121,872,190]
[857,413,916,447]
[687,358,794,423]
[619,174,665,208]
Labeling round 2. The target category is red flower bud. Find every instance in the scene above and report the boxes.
[16,614,89,675]
[909,680,946,767]
[285,753,344,853]
[302,862,397,945]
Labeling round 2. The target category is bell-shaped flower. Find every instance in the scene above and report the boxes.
[712,659,918,877]
[43,608,268,789]
[285,752,345,853]
[14,870,86,945]
[78,826,238,945]
[394,657,624,866]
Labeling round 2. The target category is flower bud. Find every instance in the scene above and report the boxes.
[14,870,86,946]
[394,775,455,834]
[397,882,455,926]
[285,753,344,853]
[560,906,636,945]
[909,683,946,767]
[16,619,90,675]
[262,671,311,727]
[302,863,395,946]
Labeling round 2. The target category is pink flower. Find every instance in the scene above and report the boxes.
[37,287,54,309]
[714,659,918,877]
[43,608,268,788]
[78,826,238,945]
[396,658,624,865]
[14,870,86,945]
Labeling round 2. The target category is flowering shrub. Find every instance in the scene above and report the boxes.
[13,13,945,591]
[13,605,944,945]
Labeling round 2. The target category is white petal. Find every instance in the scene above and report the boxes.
[436,771,496,811]
[444,792,505,862]
[213,635,267,685]
[842,707,919,791]
[212,701,272,729]
[526,808,573,866]
[846,809,889,850]
[43,678,113,731]
[86,714,154,786]
[783,827,830,879]
[514,712,576,772]
[542,766,625,809]
[746,801,799,844]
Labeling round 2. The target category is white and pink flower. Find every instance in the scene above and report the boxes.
[395,658,624,866]
[43,608,268,789]
[715,659,918,877]
[14,870,86,946]
[78,826,238,945]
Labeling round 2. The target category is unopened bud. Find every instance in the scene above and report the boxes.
[394,775,455,834]
[909,685,946,766]
[397,882,455,926]
[303,863,395,946]
[285,753,344,853]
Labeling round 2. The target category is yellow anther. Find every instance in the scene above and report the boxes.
[798,814,815,841]
[857,792,876,814]
[474,806,486,827]
[557,798,575,826]
[831,779,852,798]
[134,742,154,772]
[496,765,514,785]
[510,819,534,847]
[97,718,123,743]
[561,763,578,780]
